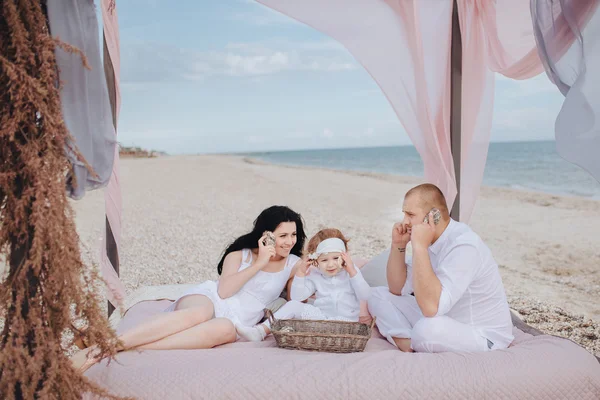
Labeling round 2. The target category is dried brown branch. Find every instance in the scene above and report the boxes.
[0,1,124,398]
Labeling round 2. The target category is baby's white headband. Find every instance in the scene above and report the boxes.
[308,238,346,260]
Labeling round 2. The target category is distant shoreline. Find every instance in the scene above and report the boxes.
[240,155,600,205]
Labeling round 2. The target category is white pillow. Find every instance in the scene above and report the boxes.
[360,248,390,287]
[266,297,287,313]
[361,244,413,289]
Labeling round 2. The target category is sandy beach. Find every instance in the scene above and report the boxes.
[71,154,600,356]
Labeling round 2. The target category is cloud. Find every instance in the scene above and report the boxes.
[492,74,564,141]
[351,89,383,97]
[493,106,557,130]
[228,2,302,26]
[323,128,334,138]
[228,10,300,26]
[223,40,356,72]
[247,135,266,143]
[219,51,291,76]
[121,39,358,83]
[120,128,198,141]
[225,39,347,56]
[496,74,560,98]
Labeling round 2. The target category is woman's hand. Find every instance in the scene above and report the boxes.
[256,234,276,268]
[295,257,313,277]
[341,252,357,277]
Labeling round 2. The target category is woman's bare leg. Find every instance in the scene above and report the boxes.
[136,318,236,350]
[71,294,214,371]
[117,295,214,350]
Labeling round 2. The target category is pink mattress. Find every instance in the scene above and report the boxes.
[84,300,600,399]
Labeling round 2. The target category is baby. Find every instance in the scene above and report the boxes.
[235,228,371,341]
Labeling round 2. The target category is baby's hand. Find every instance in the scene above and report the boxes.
[341,252,357,277]
[295,257,313,277]
[359,301,372,324]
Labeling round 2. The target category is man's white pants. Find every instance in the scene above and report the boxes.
[368,287,491,353]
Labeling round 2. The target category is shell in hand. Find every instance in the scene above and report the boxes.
[263,231,276,247]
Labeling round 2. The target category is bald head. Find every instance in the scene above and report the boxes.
[404,184,449,217]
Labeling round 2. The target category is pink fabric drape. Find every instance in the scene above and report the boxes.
[456,0,546,221]
[100,0,125,308]
[257,0,458,211]
[257,0,596,222]
[256,0,525,221]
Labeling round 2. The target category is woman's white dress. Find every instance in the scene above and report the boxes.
[165,249,299,327]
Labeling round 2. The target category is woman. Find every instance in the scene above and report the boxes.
[73,205,307,372]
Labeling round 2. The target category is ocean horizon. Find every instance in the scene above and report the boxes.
[244,140,600,200]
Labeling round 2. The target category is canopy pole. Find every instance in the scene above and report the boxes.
[450,0,462,221]
[103,31,119,317]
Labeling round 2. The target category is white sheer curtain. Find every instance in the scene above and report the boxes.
[258,0,458,213]
[257,0,599,221]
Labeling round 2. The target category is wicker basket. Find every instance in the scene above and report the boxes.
[266,309,376,353]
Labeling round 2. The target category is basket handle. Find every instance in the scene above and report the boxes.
[264,308,276,325]
[369,316,377,331]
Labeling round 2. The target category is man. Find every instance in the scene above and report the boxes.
[368,183,514,353]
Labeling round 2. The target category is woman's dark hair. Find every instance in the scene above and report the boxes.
[217,205,306,275]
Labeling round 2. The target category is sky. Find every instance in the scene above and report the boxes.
[103,0,565,154]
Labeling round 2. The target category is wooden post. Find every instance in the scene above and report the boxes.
[103,32,119,317]
[450,0,462,221]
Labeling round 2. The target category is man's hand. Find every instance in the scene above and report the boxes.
[410,211,436,250]
[388,223,410,295]
[392,222,411,248]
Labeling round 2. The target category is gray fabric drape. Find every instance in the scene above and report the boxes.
[531,0,600,183]
[47,0,116,199]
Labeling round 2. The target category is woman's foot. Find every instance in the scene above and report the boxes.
[235,324,267,342]
[71,346,102,373]
[71,324,89,349]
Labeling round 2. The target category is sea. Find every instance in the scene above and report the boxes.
[246,140,600,200]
